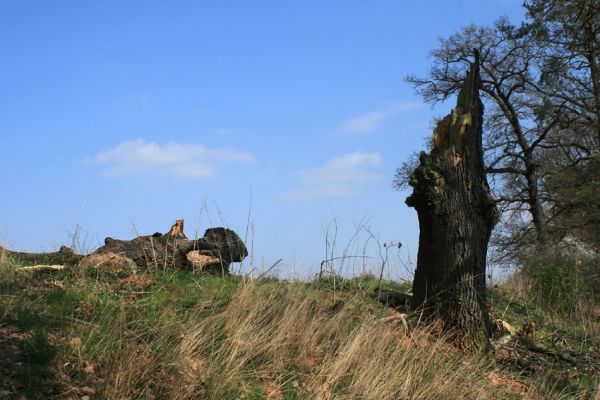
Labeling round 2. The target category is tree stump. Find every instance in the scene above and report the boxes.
[406,53,499,350]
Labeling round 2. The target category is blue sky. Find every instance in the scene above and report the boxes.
[0,0,524,278]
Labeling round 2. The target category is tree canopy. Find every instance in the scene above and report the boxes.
[399,0,600,260]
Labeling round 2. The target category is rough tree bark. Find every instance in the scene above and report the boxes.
[406,54,499,351]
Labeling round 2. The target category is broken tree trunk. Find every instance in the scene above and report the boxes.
[406,53,499,351]
[1,221,248,275]
[96,226,248,275]
[167,219,187,239]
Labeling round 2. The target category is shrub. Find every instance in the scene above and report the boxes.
[521,254,593,317]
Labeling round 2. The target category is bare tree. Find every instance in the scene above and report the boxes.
[403,19,571,252]
[526,0,600,146]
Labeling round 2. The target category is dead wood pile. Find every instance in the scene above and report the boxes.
[0,220,247,275]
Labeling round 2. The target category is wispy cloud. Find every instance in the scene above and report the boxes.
[341,102,422,135]
[89,139,254,180]
[283,152,382,201]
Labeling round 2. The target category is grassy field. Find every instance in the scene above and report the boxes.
[0,257,599,399]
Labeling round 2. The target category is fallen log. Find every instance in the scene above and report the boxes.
[97,226,247,274]
[177,227,249,263]
[15,264,65,272]
[1,221,248,275]
[0,245,83,266]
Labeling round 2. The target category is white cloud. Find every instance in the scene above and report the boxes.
[342,111,387,135]
[341,102,422,135]
[90,139,254,180]
[283,152,382,201]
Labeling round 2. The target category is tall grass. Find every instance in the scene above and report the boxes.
[56,278,557,399]
[1,255,587,399]
[502,254,600,337]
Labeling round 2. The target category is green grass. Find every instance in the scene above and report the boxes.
[488,285,600,397]
[310,271,411,293]
[0,258,598,399]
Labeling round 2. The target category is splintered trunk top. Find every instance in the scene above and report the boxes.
[406,54,499,351]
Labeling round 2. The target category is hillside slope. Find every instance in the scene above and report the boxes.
[0,259,598,399]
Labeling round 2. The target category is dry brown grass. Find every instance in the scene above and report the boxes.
[1,262,584,399]
[136,282,552,400]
